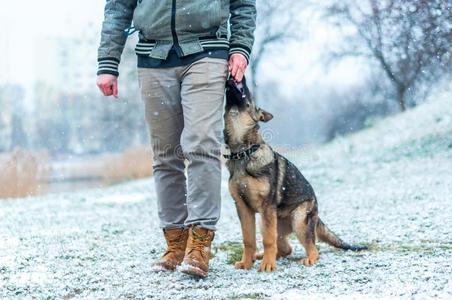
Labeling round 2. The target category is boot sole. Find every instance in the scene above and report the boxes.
[151,262,178,272]
[151,265,174,272]
[180,264,207,278]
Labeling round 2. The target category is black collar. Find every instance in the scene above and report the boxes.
[223,144,260,160]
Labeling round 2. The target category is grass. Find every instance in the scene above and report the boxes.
[376,131,452,163]
[365,240,452,254]
[214,241,243,265]
[0,149,49,198]
[227,293,267,300]
[213,238,452,265]
[101,145,153,182]
[0,146,153,198]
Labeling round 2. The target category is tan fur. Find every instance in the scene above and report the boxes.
[230,181,256,270]
[229,175,270,213]
[274,156,286,205]
[291,204,319,266]
[254,216,293,260]
[224,108,256,146]
[276,217,293,257]
[259,206,278,272]
[245,145,273,173]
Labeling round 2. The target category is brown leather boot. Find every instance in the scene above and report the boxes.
[151,227,188,271]
[180,226,215,278]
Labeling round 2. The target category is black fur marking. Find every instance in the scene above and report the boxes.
[276,153,316,216]
[342,244,369,251]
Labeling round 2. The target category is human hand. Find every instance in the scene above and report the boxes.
[228,53,248,82]
[96,74,118,97]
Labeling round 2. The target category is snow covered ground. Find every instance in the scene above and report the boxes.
[1,95,451,299]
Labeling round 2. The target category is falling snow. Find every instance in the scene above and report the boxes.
[0,95,451,299]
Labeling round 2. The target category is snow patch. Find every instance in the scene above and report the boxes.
[94,193,147,204]
[0,96,451,298]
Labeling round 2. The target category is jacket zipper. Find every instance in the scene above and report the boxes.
[171,0,183,56]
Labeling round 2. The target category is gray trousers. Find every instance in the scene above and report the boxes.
[138,57,228,231]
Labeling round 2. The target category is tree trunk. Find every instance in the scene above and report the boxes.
[249,63,258,101]
[397,86,406,112]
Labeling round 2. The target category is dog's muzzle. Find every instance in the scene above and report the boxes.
[226,79,247,107]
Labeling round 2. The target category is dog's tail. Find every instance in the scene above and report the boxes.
[316,218,368,251]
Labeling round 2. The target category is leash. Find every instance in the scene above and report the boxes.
[223,144,260,160]
[226,75,247,100]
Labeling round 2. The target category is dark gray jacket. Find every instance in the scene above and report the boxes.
[97,0,256,76]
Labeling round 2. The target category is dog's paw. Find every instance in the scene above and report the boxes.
[254,252,264,260]
[234,260,253,270]
[258,258,277,272]
[300,256,318,266]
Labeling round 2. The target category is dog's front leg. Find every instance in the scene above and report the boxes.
[259,206,277,272]
[233,197,256,270]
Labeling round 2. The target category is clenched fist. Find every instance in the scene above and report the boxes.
[96,74,118,97]
[228,53,248,82]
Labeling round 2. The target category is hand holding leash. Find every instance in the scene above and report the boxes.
[228,53,248,82]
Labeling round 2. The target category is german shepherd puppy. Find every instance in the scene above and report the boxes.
[223,77,367,272]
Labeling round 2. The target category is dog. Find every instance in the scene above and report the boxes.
[223,77,367,272]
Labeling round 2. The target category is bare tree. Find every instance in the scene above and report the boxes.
[2,85,28,149]
[326,0,451,111]
[249,0,308,99]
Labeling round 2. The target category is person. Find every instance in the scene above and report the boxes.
[96,0,256,278]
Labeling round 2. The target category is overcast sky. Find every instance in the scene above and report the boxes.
[0,0,103,37]
[0,0,104,86]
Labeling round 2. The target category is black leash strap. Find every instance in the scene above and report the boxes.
[226,75,247,100]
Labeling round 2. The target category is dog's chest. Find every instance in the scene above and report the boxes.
[229,171,270,213]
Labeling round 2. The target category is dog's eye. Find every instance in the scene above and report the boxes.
[246,102,250,108]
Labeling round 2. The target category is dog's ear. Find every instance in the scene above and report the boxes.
[259,109,274,122]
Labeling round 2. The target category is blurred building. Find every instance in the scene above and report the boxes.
[34,34,98,95]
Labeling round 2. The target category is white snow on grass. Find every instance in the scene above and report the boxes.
[0,95,451,299]
[95,193,148,205]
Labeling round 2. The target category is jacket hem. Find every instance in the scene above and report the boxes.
[135,36,230,58]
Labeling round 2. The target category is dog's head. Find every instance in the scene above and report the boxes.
[225,76,273,124]
[224,77,273,146]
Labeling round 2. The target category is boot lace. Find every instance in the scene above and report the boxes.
[188,228,211,258]
[163,231,186,257]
